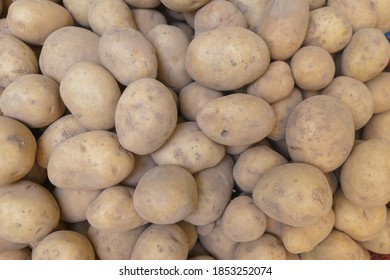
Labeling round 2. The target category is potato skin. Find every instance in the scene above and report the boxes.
[159,0,210,12]
[360,208,390,254]
[63,0,96,27]
[365,72,390,114]
[363,110,390,142]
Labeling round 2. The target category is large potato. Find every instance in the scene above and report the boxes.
[362,109,390,142]
[360,208,390,254]
[365,72,390,114]
[186,26,270,91]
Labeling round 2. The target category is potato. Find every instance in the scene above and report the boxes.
[32,230,95,260]
[234,233,286,260]
[0,32,38,88]
[115,78,177,155]
[88,0,137,35]
[0,181,60,243]
[36,114,88,169]
[131,224,189,260]
[365,72,390,114]
[290,46,335,91]
[341,28,390,82]
[285,95,355,172]
[39,26,101,83]
[360,208,390,254]
[221,195,266,242]
[253,163,333,227]
[62,0,96,27]
[184,155,234,226]
[372,0,390,32]
[265,216,283,240]
[7,0,74,45]
[0,235,27,253]
[151,122,225,173]
[196,93,275,146]
[60,61,121,130]
[47,130,135,190]
[133,165,197,224]
[146,24,192,91]
[300,230,370,260]
[362,110,390,142]
[0,116,37,186]
[53,188,102,223]
[99,28,157,86]
[256,0,309,60]
[160,0,210,12]
[186,26,270,91]
[0,18,10,34]
[303,7,353,54]
[123,0,161,8]
[0,247,31,260]
[281,209,335,254]
[322,76,374,130]
[86,186,145,232]
[0,74,65,128]
[227,0,268,31]
[341,138,390,208]
[309,0,326,10]
[177,221,198,251]
[132,8,167,35]
[196,223,214,237]
[87,225,147,260]
[233,145,287,193]
[121,154,157,187]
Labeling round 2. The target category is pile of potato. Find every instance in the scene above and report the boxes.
[0,0,390,260]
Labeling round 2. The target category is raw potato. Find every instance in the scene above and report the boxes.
[7,0,74,45]
[309,0,326,10]
[0,181,60,243]
[121,154,157,187]
[227,0,268,31]
[265,216,284,240]
[60,61,121,130]
[196,223,214,237]
[62,0,96,27]
[160,0,210,12]
[151,121,225,174]
[186,26,270,91]
[47,130,135,190]
[0,247,31,260]
[196,94,275,146]
[360,208,390,254]
[0,74,65,128]
[123,0,161,8]
[132,8,167,35]
[363,110,390,142]
[253,163,333,227]
[372,0,390,32]
[130,224,189,260]
[115,78,177,155]
[99,28,157,86]
[365,72,390,114]
[177,221,198,251]
[0,116,37,186]
[285,95,355,172]
[32,230,95,260]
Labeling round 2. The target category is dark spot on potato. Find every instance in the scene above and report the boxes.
[7,134,25,149]
[220,130,229,137]
[80,145,86,152]
[230,60,237,67]
[111,166,117,174]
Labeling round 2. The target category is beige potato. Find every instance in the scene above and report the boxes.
[253,163,333,227]
[132,8,167,35]
[234,233,287,260]
[36,114,88,169]
[227,0,268,31]
[309,0,326,9]
[0,235,27,253]
[131,224,189,260]
[47,130,135,190]
[60,61,121,130]
[186,26,270,91]
[233,145,287,193]
[0,247,31,260]
[341,28,390,82]
[7,0,74,45]
[340,138,390,208]
[360,208,390,254]
[256,0,309,60]
[115,78,177,155]
[0,32,38,88]
[365,72,390,114]
[196,93,275,146]
[32,230,95,260]
[322,76,374,130]
[0,181,60,243]
[62,0,96,27]
[171,21,194,40]
[372,0,390,32]
[0,74,65,128]
[362,110,390,142]
[0,116,37,186]
[0,18,10,34]
[196,223,214,237]
[265,216,283,240]
[99,28,157,86]
[160,0,210,12]
[121,154,157,187]
[88,0,137,35]
[123,0,161,8]
[285,95,355,172]
[151,122,225,173]
[39,26,101,83]
[177,221,198,251]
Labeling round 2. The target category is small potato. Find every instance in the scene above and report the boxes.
[131,224,189,260]
[7,0,74,45]
[99,28,158,86]
[196,93,275,146]
[372,0,390,32]
[88,0,137,35]
[132,8,167,35]
[365,72,390,114]
[0,116,36,186]
[121,154,157,187]
[115,78,177,155]
[227,0,268,31]
[159,0,210,12]
[60,61,121,130]
[0,74,65,128]
[290,46,335,91]
[234,233,287,260]
[86,186,145,232]
[309,0,326,9]
[47,130,135,190]
[0,181,60,243]
[253,163,333,227]
[362,110,390,142]
[123,0,161,8]
[32,230,95,260]
[62,0,96,27]
[0,247,31,260]
[360,208,390,254]
[151,122,225,174]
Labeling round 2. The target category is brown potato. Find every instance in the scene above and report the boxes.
[62,0,96,27]
[0,247,31,260]
[121,154,157,187]
[132,8,167,35]
[365,72,390,114]
[360,208,390,254]
[362,109,390,142]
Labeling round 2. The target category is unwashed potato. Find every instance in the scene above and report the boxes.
[227,0,268,31]
[265,216,283,240]
[0,181,60,244]
[159,0,210,12]
[309,0,326,10]
[123,0,161,8]
[360,208,390,254]
[177,221,198,251]
[365,72,390,114]
[0,247,31,260]
[121,154,157,187]
[0,233,27,253]
[62,0,96,27]
[362,109,390,142]
[372,0,390,32]
[32,230,95,260]
[132,8,167,35]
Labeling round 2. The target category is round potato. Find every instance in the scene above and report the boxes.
[362,110,390,142]
[365,72,390,114]
[62,0,96,27]
[121,154,157,187]
[132,8,167,35]
[159,0,210,12]
[372,0,390,32]
[186,26,270,91]
[0,181,60,243]
[360,208,390,254]
[253,163,333,227]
